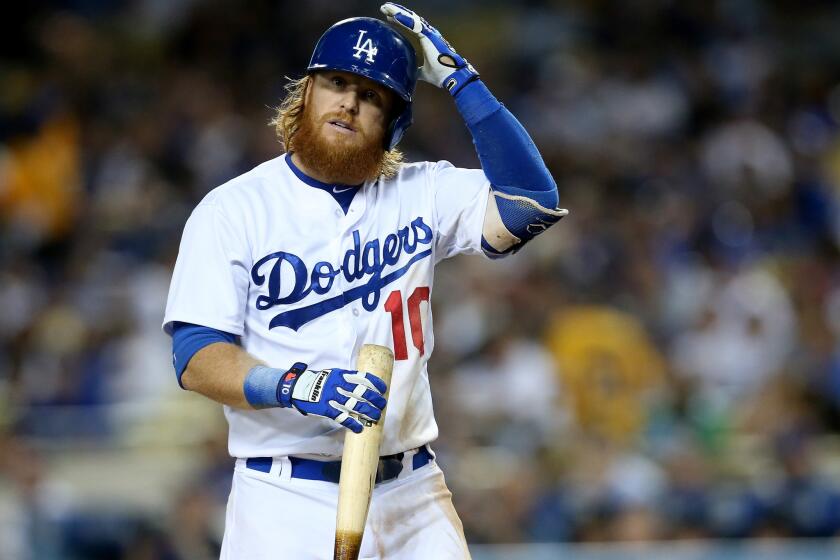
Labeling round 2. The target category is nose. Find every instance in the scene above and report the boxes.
[340,90,360,115]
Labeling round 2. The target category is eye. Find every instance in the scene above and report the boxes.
[363,90,380,103]
[331,76,345,87]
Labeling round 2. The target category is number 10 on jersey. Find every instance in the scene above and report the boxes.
[384,287,430,361]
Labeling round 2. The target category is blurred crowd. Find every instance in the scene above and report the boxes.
[4,0,840,558]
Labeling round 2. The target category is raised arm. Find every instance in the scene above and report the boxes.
[382,3,568,257]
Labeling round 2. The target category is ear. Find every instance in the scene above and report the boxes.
[303,75,312,105]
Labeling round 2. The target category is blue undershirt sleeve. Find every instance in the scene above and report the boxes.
[170,322,239,389]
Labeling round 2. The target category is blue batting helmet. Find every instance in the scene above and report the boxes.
[308,17,418,150]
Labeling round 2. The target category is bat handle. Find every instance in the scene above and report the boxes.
[333,344,395,560]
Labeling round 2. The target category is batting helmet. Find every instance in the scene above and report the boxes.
[308,17,418,150]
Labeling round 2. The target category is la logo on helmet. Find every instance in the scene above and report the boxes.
[352,30,378,64]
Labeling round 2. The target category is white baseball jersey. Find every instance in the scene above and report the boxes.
[163,153,490,459]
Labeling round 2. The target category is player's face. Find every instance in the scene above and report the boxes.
[291,71,397,185]
[307,71,395,145]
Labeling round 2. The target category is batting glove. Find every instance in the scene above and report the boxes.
[278,363,388,433]
[381,2,479,96]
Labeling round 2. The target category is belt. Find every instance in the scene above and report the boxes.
[245,444,434,484]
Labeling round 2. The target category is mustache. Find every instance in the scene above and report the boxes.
[318,112,361,130]
[301,103,370,139]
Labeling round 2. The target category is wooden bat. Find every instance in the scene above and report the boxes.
[333,344,395,560]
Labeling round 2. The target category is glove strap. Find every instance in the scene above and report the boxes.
[276,362,308,410]
[445,65,480,97]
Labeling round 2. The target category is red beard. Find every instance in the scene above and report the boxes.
[290,105,386,185]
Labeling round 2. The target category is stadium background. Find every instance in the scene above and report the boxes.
[4,0,840,558]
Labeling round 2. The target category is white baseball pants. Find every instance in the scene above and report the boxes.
[220,455,471,559]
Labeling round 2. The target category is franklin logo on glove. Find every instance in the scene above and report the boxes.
[302,369,330,402]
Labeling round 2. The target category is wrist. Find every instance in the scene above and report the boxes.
[276,362,308,409]
[243,362,307,409]
[445,66,481,98]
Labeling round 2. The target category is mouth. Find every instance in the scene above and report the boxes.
[327,120,357,134]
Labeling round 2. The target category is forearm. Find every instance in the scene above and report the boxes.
[454,80,566,255]
[454,80,558,205]
[179,340,386,433]
[181,342,264,409]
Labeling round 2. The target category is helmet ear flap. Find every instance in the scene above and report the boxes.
[385,98,413,150]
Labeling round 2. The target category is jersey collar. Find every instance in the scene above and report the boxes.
[284,153,363,215]
[284,153,363,191]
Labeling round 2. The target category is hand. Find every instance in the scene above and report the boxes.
[279,367,387,433]
[381,3,479,96]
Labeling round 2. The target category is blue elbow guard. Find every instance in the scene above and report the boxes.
[482,188,568,257]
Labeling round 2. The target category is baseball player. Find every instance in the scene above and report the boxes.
[163,3,565,559]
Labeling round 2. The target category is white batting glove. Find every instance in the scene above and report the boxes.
[380,3,480,96]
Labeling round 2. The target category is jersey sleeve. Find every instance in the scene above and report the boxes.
[428,160,491,262]
[162,200,251,336]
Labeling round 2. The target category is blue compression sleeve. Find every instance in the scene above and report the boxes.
[454,80,558,209]
[171,322,238,388]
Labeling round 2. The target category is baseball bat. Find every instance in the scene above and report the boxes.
[333,344,395,560]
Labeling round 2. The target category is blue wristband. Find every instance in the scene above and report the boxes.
[243,366,282,409]
[243,362,308,409]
